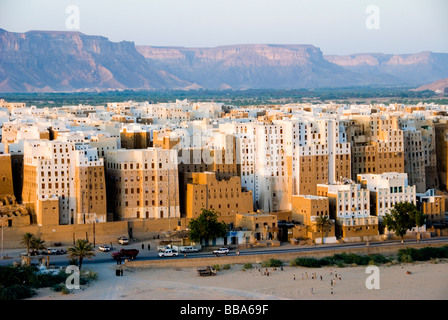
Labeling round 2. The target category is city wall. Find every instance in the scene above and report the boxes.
[0,218,187,248]
[1,221,128,248]
[128,218,189,240]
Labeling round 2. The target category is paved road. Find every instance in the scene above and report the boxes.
[2,237,447,267]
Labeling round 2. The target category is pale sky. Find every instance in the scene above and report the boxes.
[0,0,447,55]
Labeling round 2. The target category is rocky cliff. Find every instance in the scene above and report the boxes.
[0,29,188,92]
[1,29,448,92]
[325,52,448,86]
[136,44,365,89]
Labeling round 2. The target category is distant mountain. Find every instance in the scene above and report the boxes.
[1,28,448,93]
[0,29,189,92]
[325,52,448,86]
[411,78,448,93]
[136,44,366,90]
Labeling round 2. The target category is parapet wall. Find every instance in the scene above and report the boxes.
[124,242,448,269]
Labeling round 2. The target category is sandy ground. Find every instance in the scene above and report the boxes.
[29,259,448,300]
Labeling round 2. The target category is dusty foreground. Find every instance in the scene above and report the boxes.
[29,259,448,300]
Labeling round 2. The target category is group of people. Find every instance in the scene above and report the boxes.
[255,266,284,276]
[294,269,342,295]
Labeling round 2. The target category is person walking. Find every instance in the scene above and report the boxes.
[148,244,150,250]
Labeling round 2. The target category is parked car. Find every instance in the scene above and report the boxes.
[197,266,217,276]
[118,237,129,245]
[46,248,66,255]
[158,249,178,258]
[157,245,172,252]
[47,248,58,255]
[212,247,229,255]
[99,245,111,252]
[179,246,199,253]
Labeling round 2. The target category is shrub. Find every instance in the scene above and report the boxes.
[222,264,231,270]
[61,287,71,295]
[79,270,98,285]
[261,259,283,268]
[370,254,391,264]
[318,257,335,266]
[398,246,448,262]
[31,271,69,288]
[51,283,65,292]
[0,285,35,300]
[398,248,417,262]
[0,265,37,287]
[242,263,253,270]
[290,257,321,268]
[334,253,370,265]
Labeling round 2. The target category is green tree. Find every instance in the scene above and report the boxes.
[67,239,95,271]
[411,209,425,232]
[188,208,227,244]
[20,233,35,256]
[30,237,46,255]
[313,215,333,245]
[383,202,424,244]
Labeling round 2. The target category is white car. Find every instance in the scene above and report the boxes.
[158,249,178,258]
[179,246,199,253]
[98,245,111,252]
[118,237,129,245]
[212,248,230,255]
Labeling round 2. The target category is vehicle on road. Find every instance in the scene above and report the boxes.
[157,245,171,252]
[179,246,200,253]
[212,247,229,255]
[197,266,217,276]
[118,237,129,245]
[158,249,178,258]
[111,248,139,260]
[99,245,111,252]
[47,248,66,255]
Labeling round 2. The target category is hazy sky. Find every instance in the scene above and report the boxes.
[1,0,447,55]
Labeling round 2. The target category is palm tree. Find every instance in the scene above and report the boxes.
[67,239,95,271]
[30,237,46,255]
[313,215,332,245]
[21,232,35,256]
